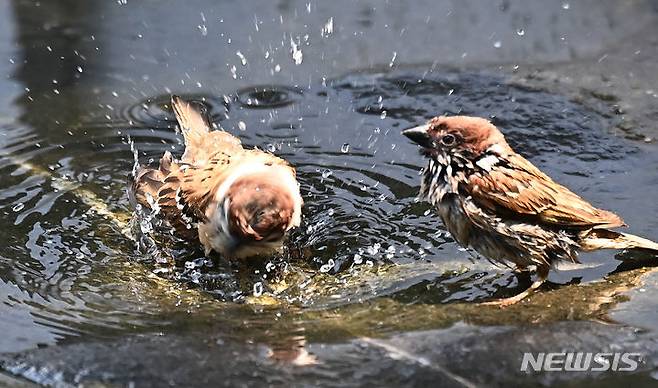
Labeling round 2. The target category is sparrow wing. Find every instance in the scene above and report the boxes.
[136,150,234,237]
[172,149,294,224]
[130,151,199,238]
[129,150,174,209]
[467,153,625,228]
[174,151,234,221]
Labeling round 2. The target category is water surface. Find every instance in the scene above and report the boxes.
[1,0,658,386]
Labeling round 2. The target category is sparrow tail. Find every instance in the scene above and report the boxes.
[581,229,658,252]
[171,95,211,158]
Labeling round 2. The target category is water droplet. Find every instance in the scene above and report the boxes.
[562,2,570,9]
[266,143,276,152]
[340,143,350,153]
[389,51,397,67]
[76,66,83,73]
[366,243,381,256]
[380,110,387,119]
[238,121,247,131]
[353,254,363,264]
[274,64,281,72]
[516,29,525,36]
[320,259,335,273]
[12,203,24,212]
[493,41,502,49]
[321,169,333,179]
[253,282,263,297]
[189,270,201,284]
[236,51,247,66]
[386,245,396,259]
[230,65,237,79]
[290,37,303,65]
[321,17,334,37]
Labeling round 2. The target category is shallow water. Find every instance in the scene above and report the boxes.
[3,65,658,349]
[1,0,658,386]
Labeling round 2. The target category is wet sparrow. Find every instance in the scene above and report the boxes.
[403,116,658,306]
[130,96,302,258]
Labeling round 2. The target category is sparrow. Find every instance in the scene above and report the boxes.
[403,115,658,306]
[129,95,303,259]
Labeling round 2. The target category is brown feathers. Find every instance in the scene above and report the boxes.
[468,153,625,228]
[427,116,510,155]
[171,95,242,165]
[404,115,658,305]
[130,96,302,258]
[227,175,295,241]
[406,115,626,229]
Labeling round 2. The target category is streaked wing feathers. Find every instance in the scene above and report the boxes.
[467,153,625,228]
[160,149,294,229]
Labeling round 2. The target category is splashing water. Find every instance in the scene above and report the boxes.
[290,37,303,65]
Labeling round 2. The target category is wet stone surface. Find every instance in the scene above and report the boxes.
[2,321,658,387]
[1,1,658,386]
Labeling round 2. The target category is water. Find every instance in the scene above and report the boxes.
[1,0,658,386]
[2,67,657,348]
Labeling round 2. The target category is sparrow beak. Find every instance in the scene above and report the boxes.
[402,124,433,148]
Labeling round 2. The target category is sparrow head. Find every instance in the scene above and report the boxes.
[227,175,296,243]
[402,116,511,160]
[209,164,302,258]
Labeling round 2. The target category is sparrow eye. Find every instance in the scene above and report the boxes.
[441,134,456,146]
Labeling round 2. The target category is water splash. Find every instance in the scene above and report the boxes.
[290,37,303,65]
